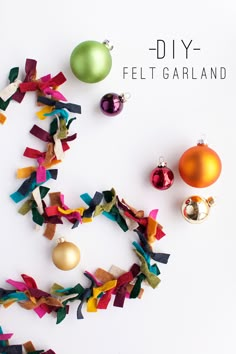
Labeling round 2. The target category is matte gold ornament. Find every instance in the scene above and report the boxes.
[181,195,215,224]
[52,238,80,271]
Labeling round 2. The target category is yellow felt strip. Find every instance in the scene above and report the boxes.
[36,106,54,120]
[82,217,93,223]
[87,280,117,312]
[87,298,98,312]
[29,296,37,305]
[93,280,117,298]
[17,166,36,178]
[58,207,85,216]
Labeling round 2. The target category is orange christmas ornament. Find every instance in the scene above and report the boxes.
[178,139,222,188]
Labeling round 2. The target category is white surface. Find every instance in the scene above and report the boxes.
[0,1,235,353]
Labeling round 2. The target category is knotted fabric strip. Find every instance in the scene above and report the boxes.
[0,67,19,111]
[12,58,37,103]
[37,96,82,114]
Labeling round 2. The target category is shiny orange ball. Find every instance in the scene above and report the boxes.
[178,142,222,188]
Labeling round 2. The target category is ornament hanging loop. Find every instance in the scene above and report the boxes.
[103,39,114,51]
[198,133,207,145]
[207,196,215,207]
[158,156,167,167]
[120,92,131,102]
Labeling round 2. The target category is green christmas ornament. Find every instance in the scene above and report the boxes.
[70,40,113,83]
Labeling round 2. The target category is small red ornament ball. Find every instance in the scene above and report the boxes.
[150,159,174,190]
[178,140,222,188]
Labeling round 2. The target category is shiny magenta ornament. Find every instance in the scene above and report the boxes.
[150,157,174,190]
[100,92,130,116]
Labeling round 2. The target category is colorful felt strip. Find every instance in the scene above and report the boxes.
[12,59,37,103]
[0,67,19,111]
[37,96,81,114]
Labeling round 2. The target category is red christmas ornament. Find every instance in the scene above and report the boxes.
[150,157,174,190]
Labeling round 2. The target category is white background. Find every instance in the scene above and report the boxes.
[0,1,235,353]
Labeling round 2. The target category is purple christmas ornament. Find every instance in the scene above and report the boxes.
[100,92,129,116]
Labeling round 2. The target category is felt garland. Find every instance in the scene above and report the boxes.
[0,325,55,353]
[0,59,170,347]
[6,186,170,320]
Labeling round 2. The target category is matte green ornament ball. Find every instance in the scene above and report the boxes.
[70,40,112,83]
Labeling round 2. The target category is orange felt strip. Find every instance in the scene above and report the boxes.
[147,217,158,244]
[95,268,115,283]
[44,192,62,240]
[0,112,7,124]
[23,341,36,352]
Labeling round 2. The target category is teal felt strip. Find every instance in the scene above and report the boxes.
[0,326,6,349]
[133,241,151,264]
[2,292,28,302]
[133,242,160,276]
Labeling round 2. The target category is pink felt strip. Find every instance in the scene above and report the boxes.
[43,88,67,101]
[34,306,48,318]
[6,279,28,292]
[0,333,13,340]
[36,158,47,183]
[66,211,82,222]
[40,74,51,82]
[149,209,158,219]
[45,206,61,216]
